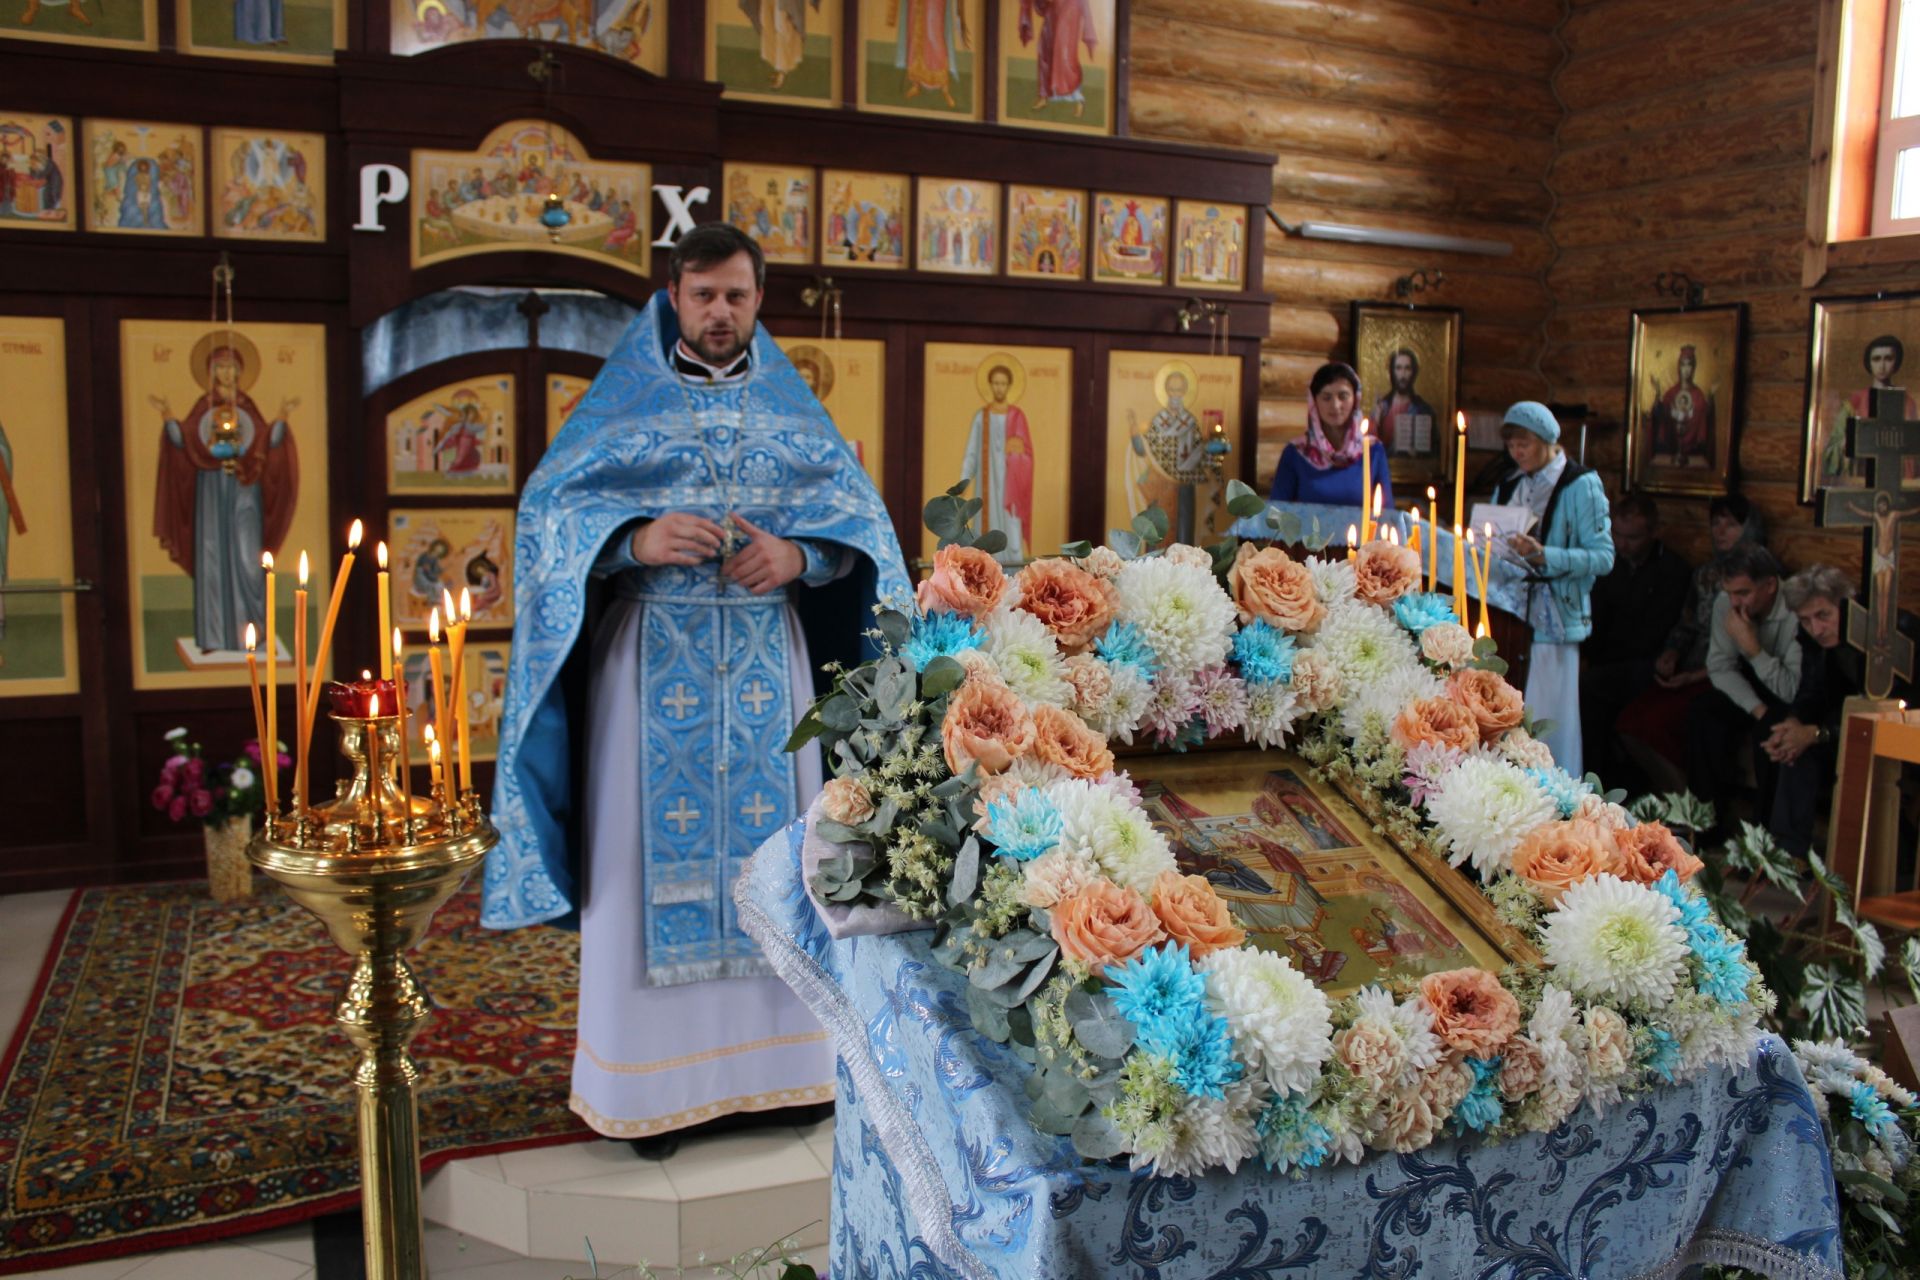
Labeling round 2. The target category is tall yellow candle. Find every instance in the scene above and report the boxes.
[1469,529,1491,638]
[261,552,278,813]
[1358,419,1372,542]
[455,588,474,796]
[1452,523,1467,622]
[1452,414,1468,620]
[428,734,443,794]
[303,519,362,737]
[1346,523,1358,561]
[1425,486,1439,592]
[244,625,268,814]
[1479,522,1495,637]
[295,552,310,815]
[376,541,392,680]
[393,629,413,834]
[427,608,449,786]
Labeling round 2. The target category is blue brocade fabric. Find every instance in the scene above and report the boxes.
[736,822,1845,1280]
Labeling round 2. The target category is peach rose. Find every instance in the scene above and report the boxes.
[1499,728,1556,770]
[1447,668,1526,743]
[941,677,1036,776]
[1060,653,1114,713]
[819,775,875,826]
[1612,821,1705,885]
[1336,1019,1409,1092]
[1500,1036,1547,1100]
[1511,819,1620,906]
[1420,622,1475,669]
[1082,546,1124,579]
[1287,650,1344,712]
[1419,968,1521,1058]
[1586,1007,1632,1079]
[1381,1091,1439,1153]
[1150,870,1247,959]
[1419,1055,1475,1114]
[1030,704,1116,780]
[1050,879,1166,972]
[916,544,1008,619]
[957,649,1003,686]
[1015,558,1116,652]
[1391,696,1483,754]
[1353,540,1422,607]
[1165,543,1214,571]
[1228,544,1326,633]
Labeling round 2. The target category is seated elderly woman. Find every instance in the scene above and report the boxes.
[1763,565,1863,856]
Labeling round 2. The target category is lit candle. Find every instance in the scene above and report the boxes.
[428,733,443,795]
[1425,486,1439,592]
[1346,523,1358,561]
[303,519,362,747]
[244,624,267,811]
[369,691,384,837]
[1479,522,1495,638]
[295,551,310,815]
[428,608,449,788]
[1452,413,1468,621]
[1372,485,1383,543]
[456,588,474,796]
[376,541,392,681]
[394,628,413,836]
[1452,523,1466,622]
[1358,419,1372,542]
[261,552,278,813]
[1469,529,1490,639]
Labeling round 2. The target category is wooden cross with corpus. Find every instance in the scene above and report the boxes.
[1817,387,1919,698]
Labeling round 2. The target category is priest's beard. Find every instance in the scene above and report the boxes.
[681,316,755,367]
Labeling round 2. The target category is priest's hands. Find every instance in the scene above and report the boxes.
[723,514,805,594]
[632,513,729,566]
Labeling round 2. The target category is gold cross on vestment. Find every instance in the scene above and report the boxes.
[1818,387,1920,697]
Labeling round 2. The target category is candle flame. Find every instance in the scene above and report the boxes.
[371,693,380,719]
[298,551,309,586]
[441,588,456,622]
[262,551,274,570]
[1346,523,1358,546]
[1466,528,1476,546]
[1484,521,1494,539]
[377,541,388,570]
[423,723,436,745]
[1476,621,1490,639]
[1359,417,1370,439]
[1372,485,1383,516]
[459,588,472,622]
[362,669,372,680]
[393,627,404,658]
[348,519,363,549]
[1456,411,1466,432]
[429,608,441,643]
[1387,526,1399,546]
[1426,485,1437,501]
[429,737,442,762]
[245,623,256,650]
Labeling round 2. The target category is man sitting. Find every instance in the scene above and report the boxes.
[1581,492,1691,789]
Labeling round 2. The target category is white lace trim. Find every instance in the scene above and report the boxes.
[1628,1228,1845,1280]
[735,843,995,1280]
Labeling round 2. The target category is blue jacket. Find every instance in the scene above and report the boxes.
[1496,463,1613,644]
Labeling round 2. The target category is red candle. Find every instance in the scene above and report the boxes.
[325,676,398,719]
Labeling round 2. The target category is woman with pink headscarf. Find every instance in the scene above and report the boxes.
[1267,361,1393,510]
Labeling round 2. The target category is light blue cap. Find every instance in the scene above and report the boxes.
[1502,400,1560,444]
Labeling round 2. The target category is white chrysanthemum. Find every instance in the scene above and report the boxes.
[984,608,1071,706]
[1243,681,1305,749]
[1424,755,1559,877]
[1202,948,1333,1096]
[1353,985,1444,1075]
[1088,663,1152,743]
[1521,984,1586,1131]
[1047,778,1175,893]
[1338,660,1443,743]
[1541,874,1689,1008]
[1320,1108,1367,1166]
[1664,996,1761,1075]
[1003,755,1071,790]
[1793,1038,1868,1082]
[1113,556,1236,674]
[1304,555,1355,606]
[1308,599,1423,698]
[1019,845,1101,908]
[1129,1079,1263,1177]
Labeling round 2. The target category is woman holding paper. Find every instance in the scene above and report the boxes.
[1490,401,1613,775]
[1267,362,1395,512]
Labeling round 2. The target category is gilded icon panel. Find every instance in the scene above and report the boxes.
[1626,305,1743,498]
[209,128,326,242]
[400,641,508,762]
[391,0,664,71]
[387,375,517,497]
[1091,192,1167,285]
[547,373,594,442]
[388,507,516,629]
[775,336,885,487]
[1105,350,1241,549]
[121,320,330,690]
[0,114,75,233]
[708,0,843,107]
[0,0,156,50]
[0,316,79,697]
[1006,185,1083,279]
[181,0,343,62]
[1802,294,1920,500]
[857,0,984,121]
[1173,200,1246,292]
[1351,303,1461,489]
[820,169,907,269]
[920,342,1071,564]
[84,120,204,238]
[995,0,1114,135]
[915,176,998,275]
[412,121,650,278]
[724,163,814,264]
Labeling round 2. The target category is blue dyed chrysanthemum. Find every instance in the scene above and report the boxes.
[1525,766,1591,819]
[1105,943,1208,1042]
[1691,933,1752,1005]
[1166,1009,1245,1100]
[1393,592,1459,635]
[1850,1081,1896,1136]
[901,611,986,671]
[1095,621,1161,680]
[1453,1056,1506,1133]
[1652,868,1715,935]
[1641,1027,1681,1083]
[984,787,1062,861]
[1257,1093,1335,1173]
[1231,620,1297,685]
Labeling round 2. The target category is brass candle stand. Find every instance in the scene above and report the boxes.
[248,709,496,1280]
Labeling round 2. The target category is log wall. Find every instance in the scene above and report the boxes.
[1542,0,1920,613]
[1127,0,1565,482]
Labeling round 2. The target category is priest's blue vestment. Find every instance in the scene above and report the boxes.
[487,290,910,1134]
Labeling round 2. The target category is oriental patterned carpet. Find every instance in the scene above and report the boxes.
[0,882,590,1273]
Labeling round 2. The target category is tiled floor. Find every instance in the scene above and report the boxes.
[2,888,833,1278]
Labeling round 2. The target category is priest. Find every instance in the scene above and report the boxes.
[485,224,911,1145]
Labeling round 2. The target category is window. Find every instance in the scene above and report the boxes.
[1875,0,1920,232]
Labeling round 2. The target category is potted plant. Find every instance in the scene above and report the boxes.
[151,727,285,902]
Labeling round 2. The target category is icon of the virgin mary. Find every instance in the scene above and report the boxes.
[151,331,300,655]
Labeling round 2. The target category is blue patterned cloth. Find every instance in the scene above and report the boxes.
[485,292,913,960]
[737,821,1845,1280]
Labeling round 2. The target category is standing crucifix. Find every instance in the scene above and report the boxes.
[1817,387,1919,697]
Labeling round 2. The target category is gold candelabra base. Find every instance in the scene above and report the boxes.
[249,713,497,1280]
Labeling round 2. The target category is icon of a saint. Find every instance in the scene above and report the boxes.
[1647,343,1715,468]
[150,331,299,655]
[960,357,1034,564]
